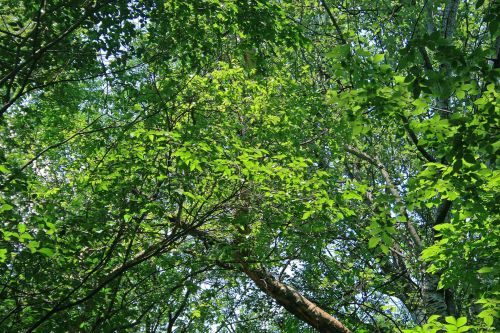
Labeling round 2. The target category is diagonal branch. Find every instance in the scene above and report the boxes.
[344,145,423,249]
[320,0,347,44]
[25,229,188,333]
[173,218,352,333]
[401,115,436,163]
[240,262,351,333]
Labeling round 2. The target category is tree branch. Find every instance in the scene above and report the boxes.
[344,145,423,249]
[320,1,347,44]
[401,115,436,162]
[25,230,186,333]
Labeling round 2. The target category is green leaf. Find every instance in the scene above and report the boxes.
[0,203,13,213]
[428,315,441,322]
[421,245,441,260]
[373,54,385,63]
[445,190,459,201]
[379,244,389,254]
[456,317,467,327]
[18,223,26,233]
[477,267,494,274]
[28,241,40,253]
[484,315,493,327]
[302,211,313,220]
[434,223,454,231]
[0,249,7,262]
[444,324,458,332]
[368,237,380,249]
[413,98,428,115]
[343,191,362,201]
[326,45,350,59]
[352,122,363,136]
[38,248,55,257]
[45,222,56,235]
[191,309,201,318]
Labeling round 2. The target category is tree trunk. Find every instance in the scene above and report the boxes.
[240,262,352,333]
[176,220,352,332]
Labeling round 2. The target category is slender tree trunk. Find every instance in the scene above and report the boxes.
[415,0,461,320]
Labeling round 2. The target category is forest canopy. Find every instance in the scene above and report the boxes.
[0,0,498,332]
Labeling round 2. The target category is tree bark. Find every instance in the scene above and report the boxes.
[240,262,352,333]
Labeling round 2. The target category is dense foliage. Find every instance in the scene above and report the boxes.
[0,0,498,332]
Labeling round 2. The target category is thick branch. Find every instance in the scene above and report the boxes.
[175,220,352,333]
[434,200,452,228]
[441,0,459,39]
[241,263,351,333]
[418,46,433,71]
